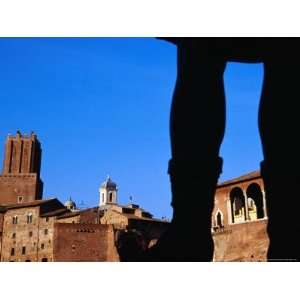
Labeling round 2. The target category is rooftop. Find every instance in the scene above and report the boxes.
[218,170,261,187]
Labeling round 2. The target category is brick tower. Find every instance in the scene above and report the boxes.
[0,131,43,205]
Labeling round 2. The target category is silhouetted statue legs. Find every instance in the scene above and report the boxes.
[146,44,226,261]
[259,57,300,261]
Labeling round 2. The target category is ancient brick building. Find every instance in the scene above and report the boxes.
[0,131,43,205]
[0,198,70,262]
[212,171,269,261]
[0,132,168,262]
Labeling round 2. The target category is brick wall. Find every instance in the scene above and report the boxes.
[56,215,80,224]
[79,207,101,224]
[100,210,128,229]
[1,207,55,262]
[53,223,119,262]
[0,212,4,258]
[213,219,269,261]
[1,206,40,262]
[37,216,55,262]
[0,174,42,205]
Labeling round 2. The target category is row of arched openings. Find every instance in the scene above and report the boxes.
[229,183,265,223]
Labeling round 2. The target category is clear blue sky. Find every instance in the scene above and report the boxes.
[0,38,264,219]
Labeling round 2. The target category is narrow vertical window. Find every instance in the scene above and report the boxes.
[22,246,26,255]
[11,248,15,256]
[27,213,33,224]
[12,216,18,224]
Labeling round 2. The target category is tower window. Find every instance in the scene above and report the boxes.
[45,217,49,222]
[41,243,45,249]
[29,231,33,237]
[102,193,105,203]
[109,192,113,202]
[27,213,33,224]
[11,248,15,256]
[12,216,18,224]
[12,233,16,239]
[44,229,48,235]
[22,246,26,255]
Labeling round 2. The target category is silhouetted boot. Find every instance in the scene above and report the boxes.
[144,157,223,261]
[261,161,300,262]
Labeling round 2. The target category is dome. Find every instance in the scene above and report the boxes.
[101,176,117,189]
[64,197,76,209]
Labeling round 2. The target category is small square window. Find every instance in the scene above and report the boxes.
[41,243,45,249]
[17,196,24,203]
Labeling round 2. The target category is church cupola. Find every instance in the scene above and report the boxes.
[64,197,77,211]
[99,176,118,206]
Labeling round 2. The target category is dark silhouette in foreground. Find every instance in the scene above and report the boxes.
[117,38,300,262]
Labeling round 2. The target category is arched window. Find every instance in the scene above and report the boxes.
[109,192,113,202]
[229,187,247,223]
[246,183,264,220]
[12,216,18,224]
[216,211,223,227]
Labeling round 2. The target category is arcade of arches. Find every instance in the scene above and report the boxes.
[213,181,267,230]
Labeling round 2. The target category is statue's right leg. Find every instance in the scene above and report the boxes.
[147,41,227,261]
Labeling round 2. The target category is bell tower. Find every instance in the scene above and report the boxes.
[0,131,43,205]
[99,176,118,206]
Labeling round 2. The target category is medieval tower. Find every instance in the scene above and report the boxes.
[0,131,43,205]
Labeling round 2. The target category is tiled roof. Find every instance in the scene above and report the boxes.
[5,198,58,210]
[40,208,71,217]
[56,211,81,219]
[218,171,261,187]
[110,210,168,223]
